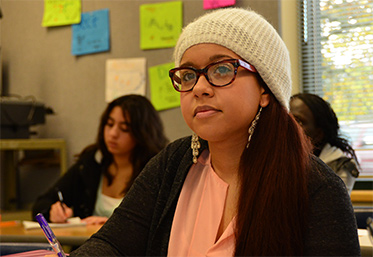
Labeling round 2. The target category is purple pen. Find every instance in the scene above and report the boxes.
[35,213,67,257]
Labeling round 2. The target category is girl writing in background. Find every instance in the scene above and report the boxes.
[33,94,168,225]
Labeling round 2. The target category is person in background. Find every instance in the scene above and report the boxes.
[64,8,359,256]
[290,93,359,194]
[32,94,169,225]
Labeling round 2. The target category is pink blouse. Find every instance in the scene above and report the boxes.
[168,150,236,257]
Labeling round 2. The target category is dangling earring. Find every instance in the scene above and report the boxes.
[246,107,263,148]
[191,133,201,163]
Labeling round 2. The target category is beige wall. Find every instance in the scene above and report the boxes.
[281,0,300,95]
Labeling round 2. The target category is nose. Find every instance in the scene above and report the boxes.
[192,75,214,98]
[109,125,120,138]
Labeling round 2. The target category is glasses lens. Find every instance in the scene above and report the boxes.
[172,69,197,92]
[207,62,235,86]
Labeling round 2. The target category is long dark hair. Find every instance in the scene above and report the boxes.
[234,91,312,256]
[82,94,168,193]
[291,93,358,163]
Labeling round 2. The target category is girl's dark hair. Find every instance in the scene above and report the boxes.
[82,94,168,193]
[291,93,358,162]
[234,90,312,256]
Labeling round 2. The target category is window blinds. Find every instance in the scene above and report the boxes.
[299,0,373,149]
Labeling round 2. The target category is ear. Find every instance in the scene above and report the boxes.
[259,92,270,108]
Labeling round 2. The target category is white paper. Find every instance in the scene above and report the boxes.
[23,217,84,230]
[105,58,147,102]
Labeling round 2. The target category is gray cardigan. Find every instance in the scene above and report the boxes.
[71,136,360,256]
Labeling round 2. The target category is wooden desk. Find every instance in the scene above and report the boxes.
[1,221,371,255]
[351,190,373,207]
[0,221,101,246]
[0,139,67,210]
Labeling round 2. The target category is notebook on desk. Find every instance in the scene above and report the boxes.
[23,217,85,230]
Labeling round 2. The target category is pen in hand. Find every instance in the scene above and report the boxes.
[36,213,67,257]
[57,190,66,214]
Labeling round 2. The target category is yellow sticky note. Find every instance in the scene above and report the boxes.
[149,63,180,111]
[42,0,81,27]
[140,1,183,50]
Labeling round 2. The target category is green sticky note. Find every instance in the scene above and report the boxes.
[140,1,183,50]
[42,0,81,27]
[149,63,180,111]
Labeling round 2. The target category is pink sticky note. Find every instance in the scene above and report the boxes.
[203,0,236,10]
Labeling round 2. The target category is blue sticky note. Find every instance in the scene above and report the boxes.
[72,9,110,56]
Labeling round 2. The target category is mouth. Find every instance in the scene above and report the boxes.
[106,141,117,148]
[194,105,221,117]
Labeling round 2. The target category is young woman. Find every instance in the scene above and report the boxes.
[32,94,168,225]
[290,93,360,194]
[67,8,360,256]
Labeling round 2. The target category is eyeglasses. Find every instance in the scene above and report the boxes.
[169,59,257,92]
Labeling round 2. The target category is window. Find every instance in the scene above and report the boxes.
[299,0,373,175]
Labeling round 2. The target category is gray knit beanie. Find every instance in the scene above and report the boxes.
[173,8,291,110]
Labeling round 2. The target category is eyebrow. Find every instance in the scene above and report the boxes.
[107,117,130,126]
[180,54,235,68]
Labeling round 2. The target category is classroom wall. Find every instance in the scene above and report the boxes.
[280,0,300,95]
[0,0,281,167]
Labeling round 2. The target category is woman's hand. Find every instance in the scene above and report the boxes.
[45,254,69,257]
[49,201,73,223]
[82,216,108,225]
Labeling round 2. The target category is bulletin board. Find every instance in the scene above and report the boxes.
[0,0,280,166]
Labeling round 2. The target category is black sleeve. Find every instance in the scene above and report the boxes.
[69,144,171,256]
[31,161,82,221]
[304,160,361,256]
